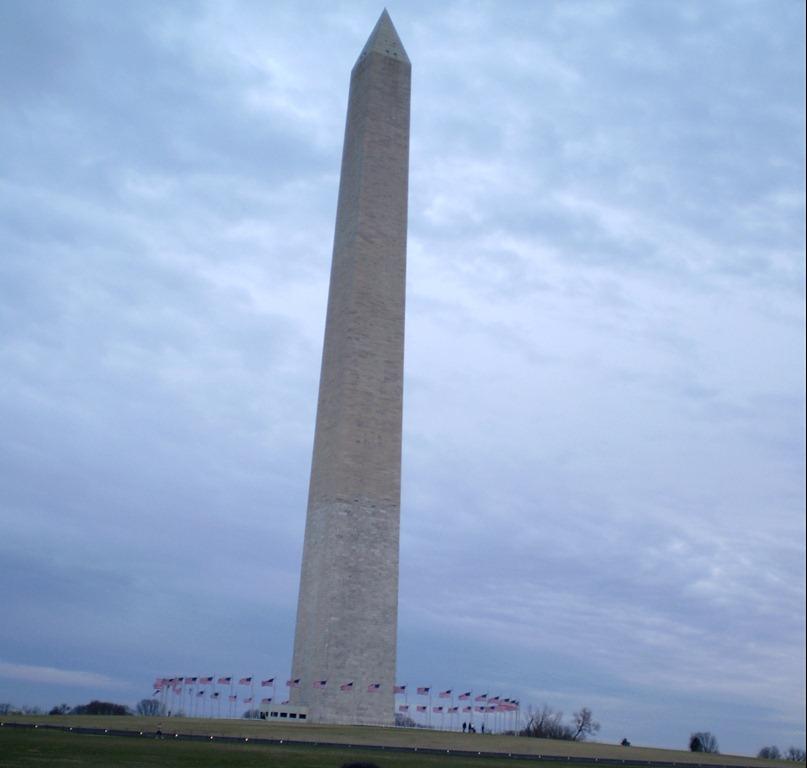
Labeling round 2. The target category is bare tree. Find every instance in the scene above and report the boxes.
[759,747,782,760]
[572,708,601,741]
[136,698,165,716]
[785,748,806,762]
[521,704,574,740]
[690,732,719,754]
[394,712,417,728]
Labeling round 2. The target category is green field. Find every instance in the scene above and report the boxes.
[0,727,590,768]
[0,716,788,768]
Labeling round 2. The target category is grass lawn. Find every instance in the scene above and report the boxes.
[0,717,787,768]
[0,727,583,768]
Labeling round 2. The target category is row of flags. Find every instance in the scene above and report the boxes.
[400,703,519,713]
[160,691,276,704]
[154,675,519,715]
[150,692,518,714]
[155,677,279,688]
[154,677,517,705]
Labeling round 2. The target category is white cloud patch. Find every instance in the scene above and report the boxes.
[0,662,118,689]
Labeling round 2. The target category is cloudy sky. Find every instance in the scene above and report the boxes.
[1,0,804,755]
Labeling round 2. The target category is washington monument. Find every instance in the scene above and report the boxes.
[289,11,410,725]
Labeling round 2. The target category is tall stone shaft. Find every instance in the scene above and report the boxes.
[290,11,410,726]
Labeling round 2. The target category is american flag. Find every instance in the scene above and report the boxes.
[199,677,214,684]
[218,676,231,685]
[340,682,354,692]
[474,693,487,702]
[281,699,289,705]
[449,706,459,713]
[367,683,381,693]
[185,677,197,685]
[474,706,484,712]
[398,705,409,712]
[261,678,275,687]
[313,680,327,689]
[228,695,237,702]
[462,706,472,713]
[416,705,427,712]
[433,706,443,713]
[438,690,452,699]
[458,691,471,700]
[243,697,253,704]
[489,696,500,702]
[417,687,430,695]
[239,677,252,685]
[394,685,406,694]
[261,698,272,704]
[286,678,300,688]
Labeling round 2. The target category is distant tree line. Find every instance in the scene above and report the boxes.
[0,703,44,715]
[758,746,807,762]
[0,700,137,716]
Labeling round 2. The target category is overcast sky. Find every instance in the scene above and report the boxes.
[1,0,804,756]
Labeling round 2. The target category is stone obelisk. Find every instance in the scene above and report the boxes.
[289,10,410,726]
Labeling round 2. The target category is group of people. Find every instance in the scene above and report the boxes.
[461,722,484,733]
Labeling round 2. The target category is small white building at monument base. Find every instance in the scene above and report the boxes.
[258,703,310,722]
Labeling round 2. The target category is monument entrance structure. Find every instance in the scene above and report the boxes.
[289,11,410,726]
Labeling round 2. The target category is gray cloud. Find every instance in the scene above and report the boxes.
[0,0,803,754]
